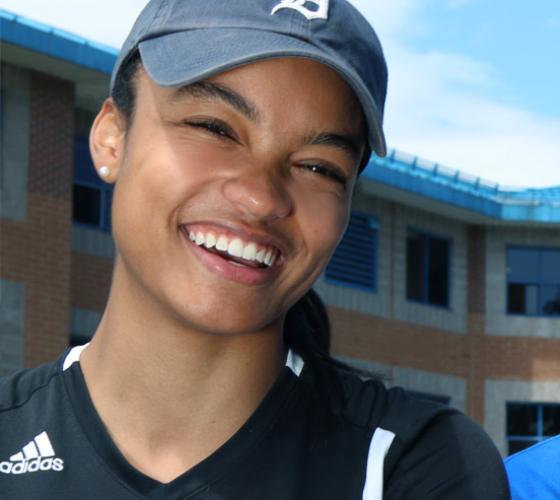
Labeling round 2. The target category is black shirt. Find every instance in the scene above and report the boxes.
[0,347,510,499]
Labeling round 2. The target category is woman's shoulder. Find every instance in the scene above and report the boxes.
[331,369,452,437]
[326,369,510,499]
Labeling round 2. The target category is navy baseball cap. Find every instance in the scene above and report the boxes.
[111,0,388,158]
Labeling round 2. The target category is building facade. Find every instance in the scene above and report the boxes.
[2,9,560,456]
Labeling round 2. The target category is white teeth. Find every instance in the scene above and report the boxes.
[243,242,257,261]
[264,249,273,266]
[255,249,266,264]
[195,232,205,246]
[227,238,244,258]
[204,233,216,249]
[187,229,278,267]
[216,235,229,251]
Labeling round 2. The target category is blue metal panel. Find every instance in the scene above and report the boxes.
[325,212,377,292]
[0,9,117,74]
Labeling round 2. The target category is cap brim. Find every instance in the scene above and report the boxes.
[138,28,387,157]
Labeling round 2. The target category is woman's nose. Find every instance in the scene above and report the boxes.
[221,168,293,223]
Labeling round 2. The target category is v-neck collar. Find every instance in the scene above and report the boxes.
[61,360,298,499]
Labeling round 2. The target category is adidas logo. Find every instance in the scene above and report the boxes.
[0,431,64,475]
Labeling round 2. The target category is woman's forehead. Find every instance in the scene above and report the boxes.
[143,58,365,131]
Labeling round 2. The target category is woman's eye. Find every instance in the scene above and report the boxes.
[302,163,347,186]
[185,119,236,141]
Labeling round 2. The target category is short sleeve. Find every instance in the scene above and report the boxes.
[505,435,560,500]
[384,412,510,499]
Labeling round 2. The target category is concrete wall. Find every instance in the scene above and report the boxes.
[1,64,30,221]
[0,279,25,375]
[72,226,115,258]
[486,226,560,338]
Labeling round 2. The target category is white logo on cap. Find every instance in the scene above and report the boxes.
[271,0,329,21]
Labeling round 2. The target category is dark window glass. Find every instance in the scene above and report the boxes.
[406,232,425,302]
[542,250,560,284]
[73,185,101,226]
[507,284,526,314]
[507,404,538,436]
[543,407,560,436]
[541,285,560,316]
[74,135,98,184]
[428,237,449,306]
[508,248,539,283]
[406,231,450,307]
[508,439,538,455]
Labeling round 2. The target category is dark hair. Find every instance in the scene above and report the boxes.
[110,52,377,395]
[111,50,143,125]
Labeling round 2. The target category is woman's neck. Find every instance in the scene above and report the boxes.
[79,265,285,483]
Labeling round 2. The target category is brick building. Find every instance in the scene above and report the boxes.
[2,9,560,456]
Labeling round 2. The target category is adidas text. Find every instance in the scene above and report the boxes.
[1,431,63,474]
[0,457,64,474]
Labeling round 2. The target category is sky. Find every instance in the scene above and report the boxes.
[0,0,559,188]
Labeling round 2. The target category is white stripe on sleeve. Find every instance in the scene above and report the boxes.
[362,427,396,500]
[285,350,304,376]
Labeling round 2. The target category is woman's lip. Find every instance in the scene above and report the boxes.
[181,230,282,286]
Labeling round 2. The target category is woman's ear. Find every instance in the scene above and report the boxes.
[89,98,126,184]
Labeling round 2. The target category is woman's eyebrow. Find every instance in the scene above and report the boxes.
[305,132,363,161]
[171,81,260,122]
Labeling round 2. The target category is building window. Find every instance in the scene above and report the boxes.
[325,212,378,291]
[507,247,560,316]
[73,135,113,231]
[507,402,560,455]
[406,230,450,307]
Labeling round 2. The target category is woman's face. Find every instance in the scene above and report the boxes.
[98,57,366,335]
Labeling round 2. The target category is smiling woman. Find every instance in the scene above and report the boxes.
[0,1,510,499]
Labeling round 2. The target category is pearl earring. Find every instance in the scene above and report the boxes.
[98,166,110,178]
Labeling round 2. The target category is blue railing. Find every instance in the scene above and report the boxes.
[364,151,560,223]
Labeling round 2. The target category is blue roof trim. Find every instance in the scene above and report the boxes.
[363,152,560,224]
[0,8,117,74]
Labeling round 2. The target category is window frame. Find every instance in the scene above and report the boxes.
[506,402,560,456]
[405,228,452,309]
[324,211,379,293]
[506,245,560,318]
